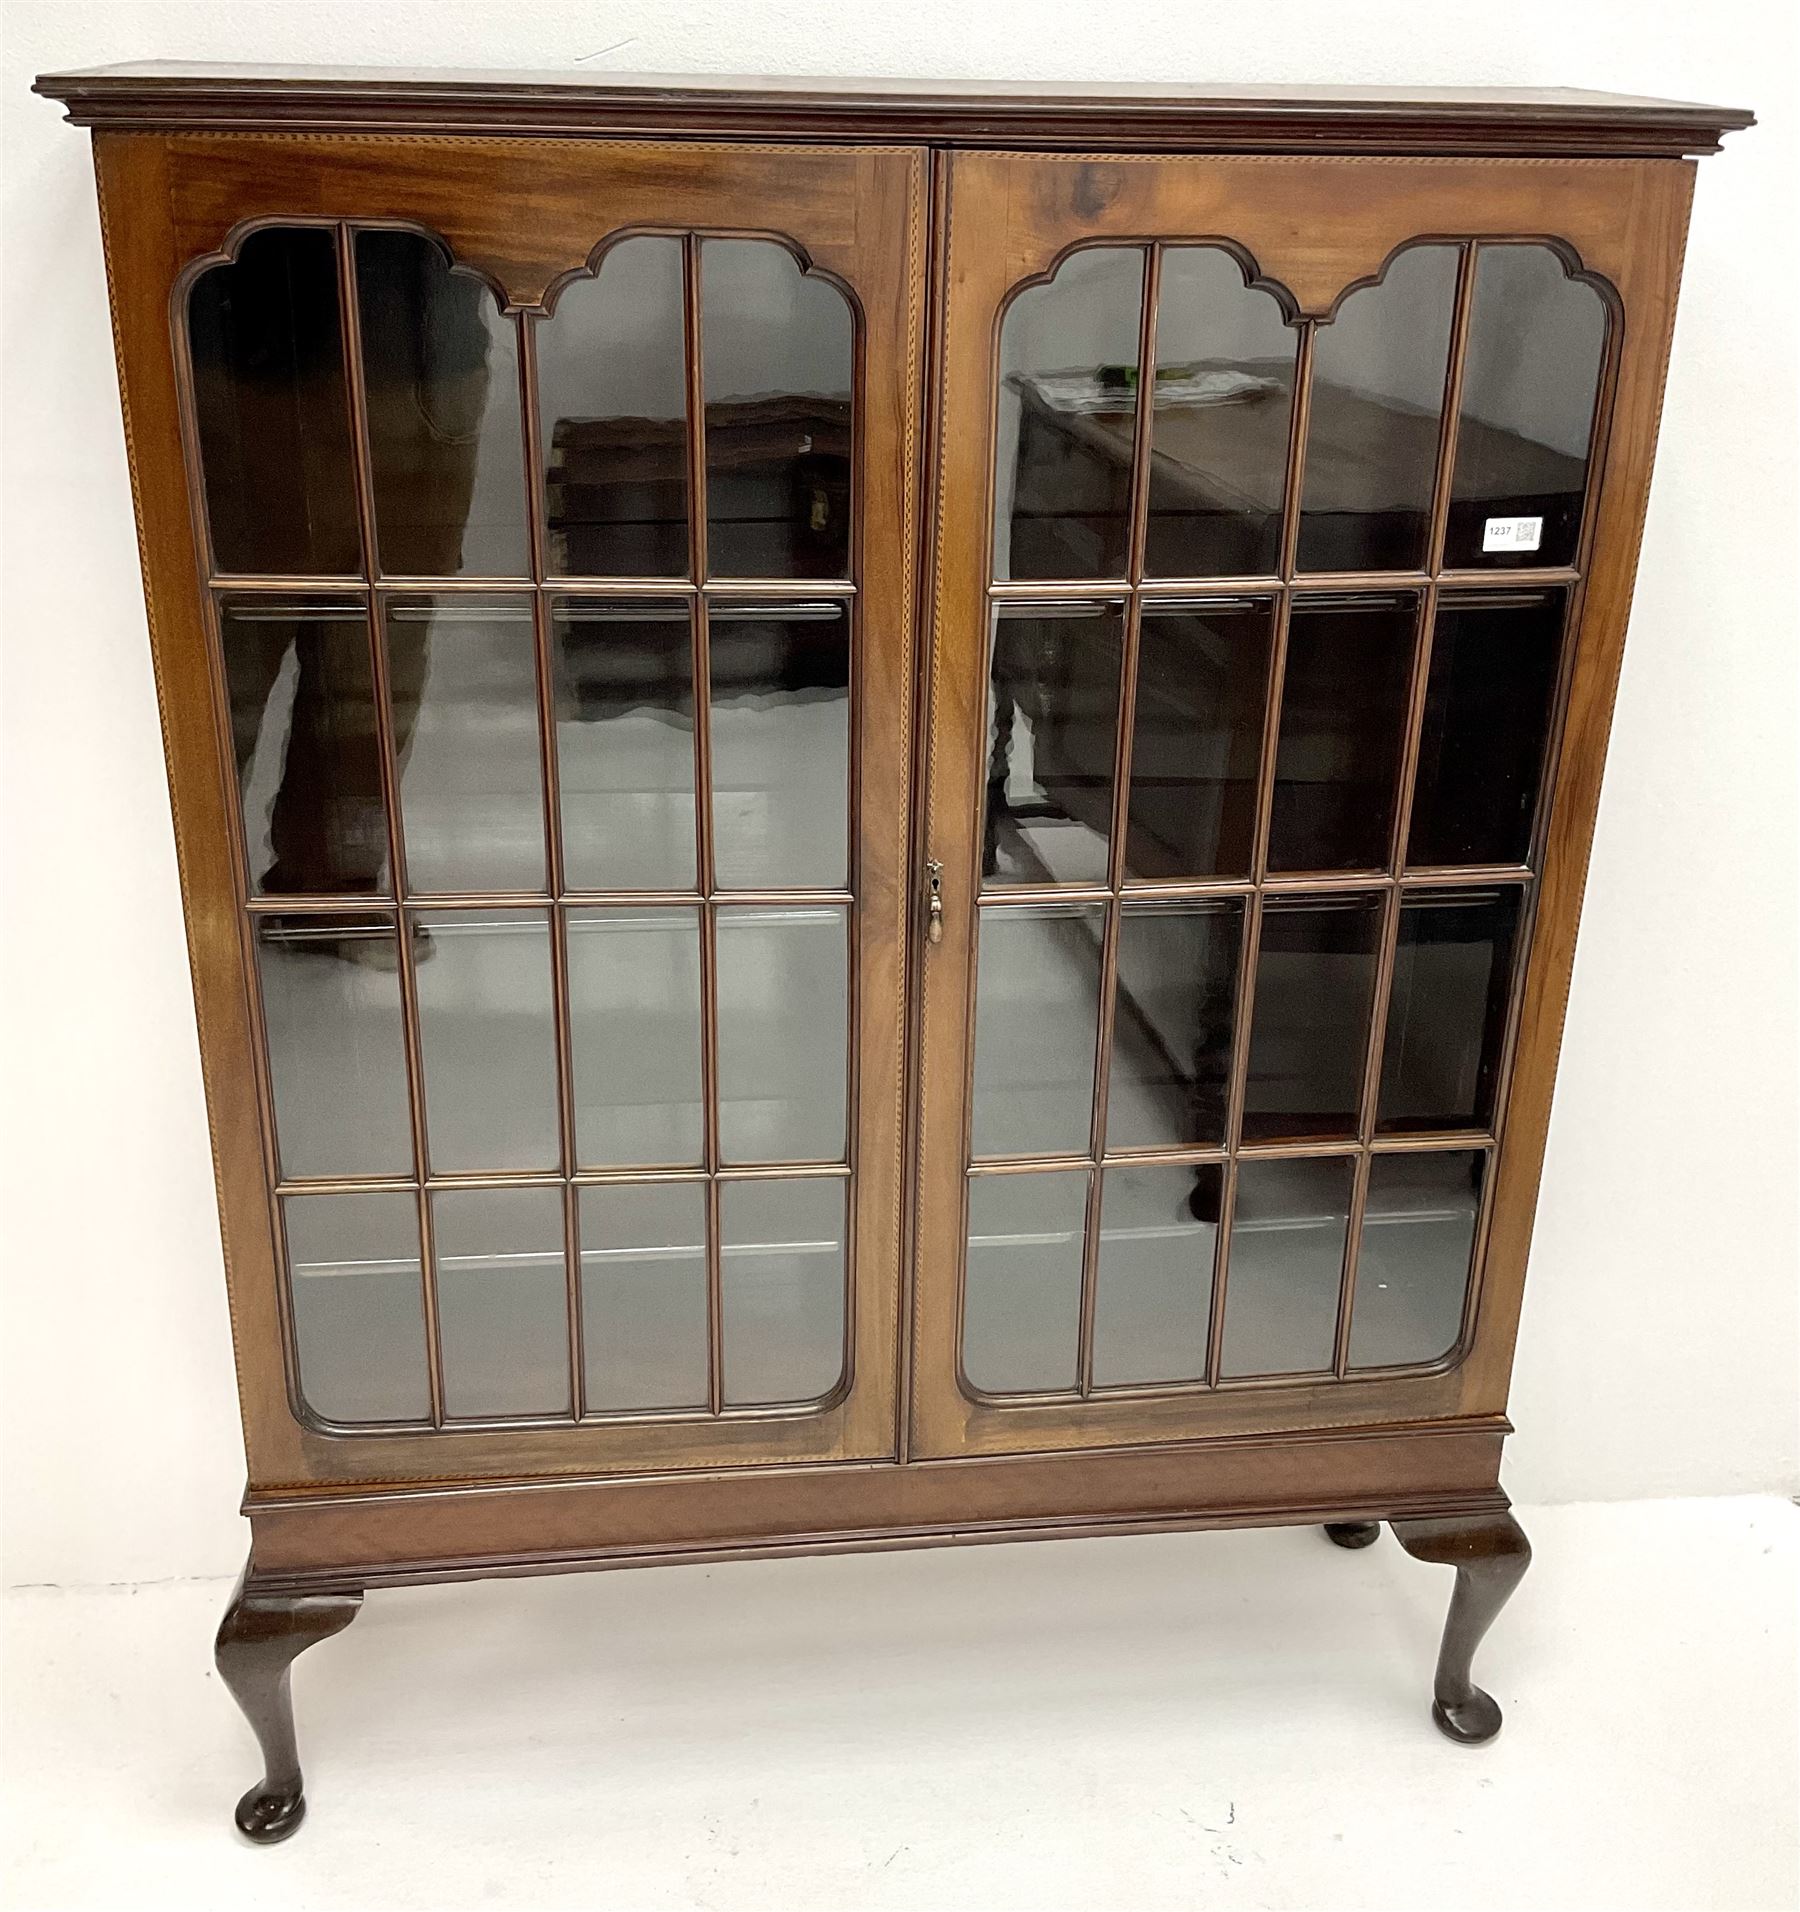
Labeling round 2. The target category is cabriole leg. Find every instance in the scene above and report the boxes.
[1391,1510,1532,1745]
[214,1565,362,1843]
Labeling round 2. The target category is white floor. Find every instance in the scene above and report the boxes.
[2,1496,1794,1912]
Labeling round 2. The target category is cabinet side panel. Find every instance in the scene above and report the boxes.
[93,131,310,1482]
[1463,160,1699,1406]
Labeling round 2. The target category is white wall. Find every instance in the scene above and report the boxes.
[2,0,1794,1588]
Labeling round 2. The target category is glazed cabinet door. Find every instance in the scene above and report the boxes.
[101,134,926,1485]
[910,149,1692,1460]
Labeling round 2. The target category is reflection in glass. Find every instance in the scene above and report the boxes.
[1093,1162,1220,1387]
[1298,245,1458,573]
[1446,246,1607,570]
[187,227,361,576]
[983,601,1123,885]
[255,913,412,1179]
[1377,888,1522,1134]
[1106,901,1242,1152]
[971,903,1105,1158]
[567,908,704,1167]
[994,247,1144,580]
[579,1182,709,1412]
[551,598,696,892]
[285,1191,429,1423]
[1124,599,1271,881]
[1267,596,1417,872]
[716,904,848,1164]
[355,227,528,578]
[963,1170,1087,1393]
[1242,894,1383,1142]
[385,595,545,893]
[1409,592,1564,868]
[711,601,850,888]
[702,239,853,579]
[1219,1156,1352,1377]
[1146,247,1297,579]
[413,909,560,1173]
[220,595,390,897]
[539,235,689,578]
[720,1178,846,1406]
[1349,1151,1482,1369]
[433,1186,570,1418]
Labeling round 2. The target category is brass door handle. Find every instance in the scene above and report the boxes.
[925,859,944,945]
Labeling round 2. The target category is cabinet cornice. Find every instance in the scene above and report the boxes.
[35,65,1754,158]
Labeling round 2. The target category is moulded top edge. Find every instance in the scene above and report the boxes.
[31,64,1755,157]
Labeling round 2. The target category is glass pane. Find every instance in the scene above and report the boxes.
[551,598,696,892]
[983,601,1123,886]
[187,227,361,576]
[1349,1151,1482,1369]
[1409,591,1565,868]
[1219,1156,1352,1377]
[1092,1162,1220,1387]
[1242,894,1383,1143]
[580,1182,709,1413]
[1106,901,1242,1152]
[702,239,853,579]
[963,1170,1087,1393]
[710,600,850,888]
[971,903,1105,1158]
[539,235,689,578]
[433,1187,570,1418]
[1377,888,1522,1134]
[720,1178,846,1406]
[1146,247,1297,579]
[355,227,528,578]
[385,595,545,893]
[1445,246,1607,570]
[285,1191,429,1423]
[716,904,848,1164]
[994,247,1144,580]
[220,595,390,897]
[255,913,412,1179]
[1267,596,1417,873]
[1298,245,1458,574]
[1123,598,1271,881]
[567,907,704,1168]
[413,909,559,1172]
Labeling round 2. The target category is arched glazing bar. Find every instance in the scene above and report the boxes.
[181,221,862,1434]
[969,237,1610,1402]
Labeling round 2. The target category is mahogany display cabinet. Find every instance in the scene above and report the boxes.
[35,64,1750,1841]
